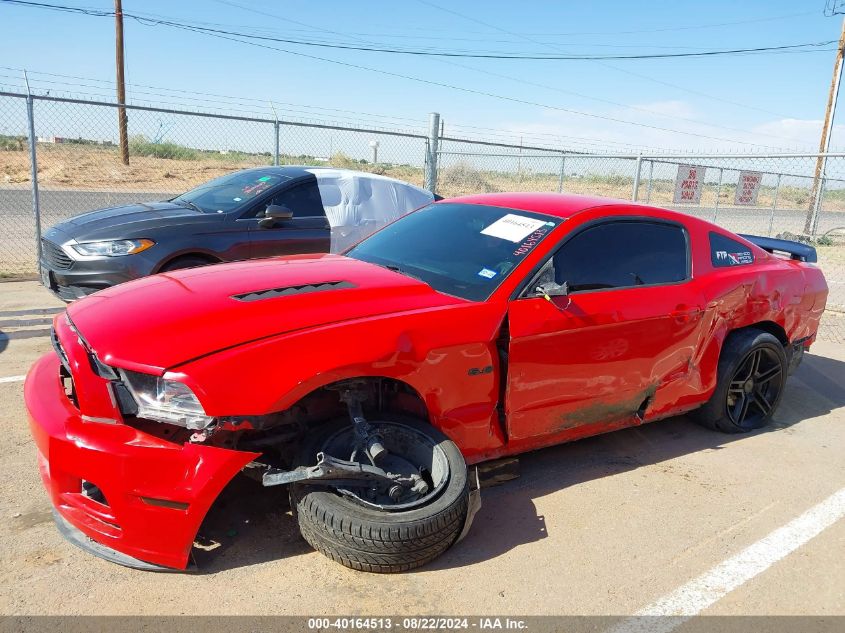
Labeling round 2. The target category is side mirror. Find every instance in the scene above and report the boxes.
[259,205,293,228]
[534,280,569,298]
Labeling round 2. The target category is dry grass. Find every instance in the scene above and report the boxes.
[0,143,428,192]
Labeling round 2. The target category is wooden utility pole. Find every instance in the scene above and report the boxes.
[806,16,845,234]
[115,0,129,165]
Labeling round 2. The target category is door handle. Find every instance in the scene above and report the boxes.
[670,306,702,323]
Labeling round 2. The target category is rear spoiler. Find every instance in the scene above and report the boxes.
[738,234,817,263]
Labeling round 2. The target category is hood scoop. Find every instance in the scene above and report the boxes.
[232,280,356,302]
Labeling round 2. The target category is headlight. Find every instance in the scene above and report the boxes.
[120,370,214,430]
[71,239,154,257]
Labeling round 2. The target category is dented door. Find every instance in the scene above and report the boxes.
[505,283,706,441]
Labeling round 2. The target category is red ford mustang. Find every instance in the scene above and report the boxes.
[25,193,828,573]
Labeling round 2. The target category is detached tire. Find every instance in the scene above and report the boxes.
[691,329,787,433]
[290,416,469,573]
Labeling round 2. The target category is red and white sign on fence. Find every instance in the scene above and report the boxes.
[673,165,706,204]
[734,171,763,206]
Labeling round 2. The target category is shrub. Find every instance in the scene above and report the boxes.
[128,134,199,160]
[438,163,499,195]
[0,134,25,151]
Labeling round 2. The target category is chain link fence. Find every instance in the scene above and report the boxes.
[1,92,843,343]
[0,92,428,277]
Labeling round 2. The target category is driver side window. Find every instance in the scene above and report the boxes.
[540,220,689,293]
[253,182,326,219]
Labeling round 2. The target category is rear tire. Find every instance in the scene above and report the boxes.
[691,329,787,433]
[290,416,469,573]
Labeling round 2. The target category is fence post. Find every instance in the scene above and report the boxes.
[23,74,42,271]
[273,119,280,166]
[812,178,827,237]
[557,154,566,193]
[768,174,781,237]
[425,112,440,194]
[645,160,654,203]
[631,153,643,201]
[807,174,823,236]
[712,168,724,224]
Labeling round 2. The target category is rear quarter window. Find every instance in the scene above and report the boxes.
[710,232,754,267]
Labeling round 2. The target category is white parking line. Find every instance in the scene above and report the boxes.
[610,486,845,633]
[0,375,26,384]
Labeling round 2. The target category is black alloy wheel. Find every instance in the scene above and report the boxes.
[726,346,784,430]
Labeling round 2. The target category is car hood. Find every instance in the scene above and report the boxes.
[66,254,467,372]
[44,201,215,243]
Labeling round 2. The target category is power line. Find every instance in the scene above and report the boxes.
[0,1,835,60]
[0,66,430,126]
[208,0,807,150]
[212,0,780,144]
[0,69,658,151]
[1,0,806,148]
[414,0,813,138]
[369,9,822,38]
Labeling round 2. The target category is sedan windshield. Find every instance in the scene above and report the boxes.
[347,203,561,301]
[172,171,286,214]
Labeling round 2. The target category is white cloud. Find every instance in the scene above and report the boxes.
[750,118,845,149]
[490,107,834,154]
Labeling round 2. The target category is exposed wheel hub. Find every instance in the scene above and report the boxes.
[322,421,449,511]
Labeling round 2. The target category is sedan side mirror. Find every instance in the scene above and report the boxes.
[258,204,294,228]
[534,280,569,298]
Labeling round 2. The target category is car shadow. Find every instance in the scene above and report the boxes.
[428,350,845,571]
[192,475,311,573]
[193,350,845,573]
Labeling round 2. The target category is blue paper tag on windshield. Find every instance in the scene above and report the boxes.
[478,268,497,279]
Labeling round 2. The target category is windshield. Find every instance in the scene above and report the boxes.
[347,203,561,301]
[172,171,286,214]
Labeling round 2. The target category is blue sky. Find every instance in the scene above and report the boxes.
[0,0,843,152]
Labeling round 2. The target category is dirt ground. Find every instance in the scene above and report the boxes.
[0,281,843,617]
[0,144,271,192]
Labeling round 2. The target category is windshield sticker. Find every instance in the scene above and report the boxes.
[481,214,548,243]
[258,176,272,182]
[478,268,498,279]
[513,226,553,257]
[242,181,273,196]
[233,197,242,202]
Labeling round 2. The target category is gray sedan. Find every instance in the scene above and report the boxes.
[39,166,434,301]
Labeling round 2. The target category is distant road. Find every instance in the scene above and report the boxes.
[1,185,842,244]
[1,188,179,225]
[1,186,842,234]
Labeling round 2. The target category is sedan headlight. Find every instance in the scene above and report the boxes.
[71,239,155,257]
[120,370,214,430]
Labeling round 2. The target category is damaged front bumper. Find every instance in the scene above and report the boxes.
[25,352,258,570]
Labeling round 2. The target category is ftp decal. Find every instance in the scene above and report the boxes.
[716,250,753,265]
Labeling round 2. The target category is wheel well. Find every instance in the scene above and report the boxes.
[226,377,429,469]
[157,252,221,272]
[294,377,429,425]
[730,321,789,347]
